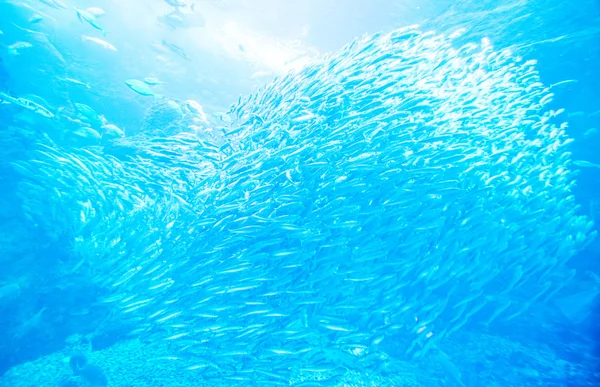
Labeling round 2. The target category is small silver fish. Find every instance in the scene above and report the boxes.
[573,160,600,169]
[86,7,106,17]
[185,99,206,120]
[75,7,105,36]
[158,13,186,30]
[13,307,47,339]
[162,40,190,61]
[6,42,33,55]
[125,79,154,96]
[143,77,164,85]
[29,15,44,24]
[71,126,102,141]
[39,0,68,9]
[550,79,578,89]
[0,92,54,118]
[164,0,190,8]
[82,35,116,51]
[59,77,91,89]
[101,124,125,139]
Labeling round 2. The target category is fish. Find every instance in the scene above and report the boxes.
[0,92,54,118]
[184,99,208,123]
[149,43,168,54]
[74,103,99,121]
[550,79,578,89]
[13,25,595,376]
[143,77,164,85]
[9,22,49,38]
[82,35,116,51]
[58,77,91,89]
[6,42,33,55]
[38,0,68,9]
[101,124,125,139]
[158,12,186,30]
[72,103,104,130]
[71,127,102,142]
[431,348,466,387]
[161,40,190,61]
[572,160,600,169]
[483,298,513,328]
[75,7,105,36]
[158,4,204,30]
[164,0,191,8]
[86,7,106,17]
[583,128,598,137]
[554,279,599,325]
[125,79,155,96]
[13,307,47,339]
[29,15,44,24]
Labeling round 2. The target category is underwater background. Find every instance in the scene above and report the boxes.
[0,0,599,386]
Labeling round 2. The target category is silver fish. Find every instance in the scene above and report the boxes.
[161,40,190,61]
[14,26,594,376]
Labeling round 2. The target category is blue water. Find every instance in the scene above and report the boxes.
[1,1,599,386]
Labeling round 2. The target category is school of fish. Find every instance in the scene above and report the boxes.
[11,25,597,384]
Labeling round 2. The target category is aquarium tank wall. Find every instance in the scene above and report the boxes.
[0,0,599,386]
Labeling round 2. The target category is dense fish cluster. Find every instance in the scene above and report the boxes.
[13,26,595,384]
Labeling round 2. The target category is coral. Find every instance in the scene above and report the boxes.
[78,364,108,387]
[69,351,88,374]
[58,378,79,387]
[139,98,184,136]
[0,332,598,387]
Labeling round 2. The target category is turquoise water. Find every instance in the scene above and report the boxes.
[1,1,599,386]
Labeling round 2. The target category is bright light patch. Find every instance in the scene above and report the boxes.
[213,21,319,74]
